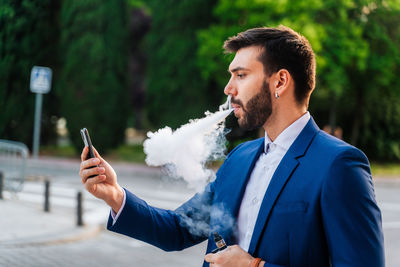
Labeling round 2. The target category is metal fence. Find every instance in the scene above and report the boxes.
[0,139,29,192]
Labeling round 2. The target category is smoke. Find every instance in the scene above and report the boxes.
[176,201,235,239]
[143,108,233,190]
[143,97,235,239]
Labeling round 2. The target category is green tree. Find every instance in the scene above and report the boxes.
[197,0,400,160]
[57,0,129,153]
[345,2,400,160]
[0,0,61,148]
[144,0,217,129]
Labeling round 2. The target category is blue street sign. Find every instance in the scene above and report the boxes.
[30,66,52,158]
[30,66,52,94]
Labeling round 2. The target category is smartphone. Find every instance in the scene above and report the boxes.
[80,128,97,178]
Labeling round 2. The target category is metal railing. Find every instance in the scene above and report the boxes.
[0,139,29,192]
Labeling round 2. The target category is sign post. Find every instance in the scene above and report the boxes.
[30,66,52,158]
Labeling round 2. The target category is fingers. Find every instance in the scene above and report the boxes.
[80,157,100,170]
[91,146,106,167]
[205,246,234,265]
[80,164,104,184]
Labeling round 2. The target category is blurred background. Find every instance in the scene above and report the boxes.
[1,0,400,266]
[1,0,400,165]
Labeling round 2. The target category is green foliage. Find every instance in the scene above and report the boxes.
[57,0,130,154]
[198,0,400,160]
[144,0,218,129]
[0,0,61,148]
[357,92,400,161]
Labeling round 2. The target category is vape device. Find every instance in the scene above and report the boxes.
[212,232,227,253]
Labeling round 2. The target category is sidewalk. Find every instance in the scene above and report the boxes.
[0,196,104,248]
[0,156,167,250]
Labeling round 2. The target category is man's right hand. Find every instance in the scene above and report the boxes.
[79,146,124,213]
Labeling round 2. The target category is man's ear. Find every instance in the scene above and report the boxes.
[271,69,291,98]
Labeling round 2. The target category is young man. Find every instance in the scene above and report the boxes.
[80,26,384,267]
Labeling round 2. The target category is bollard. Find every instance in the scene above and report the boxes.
[44,180,50,212]
[77,191,83,226]
[0,171,3,200]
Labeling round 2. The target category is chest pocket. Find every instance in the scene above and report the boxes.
[273,201,309,214]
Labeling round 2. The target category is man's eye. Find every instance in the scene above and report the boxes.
[237,73,246,78]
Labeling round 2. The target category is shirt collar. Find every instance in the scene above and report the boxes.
[264,112,311,153]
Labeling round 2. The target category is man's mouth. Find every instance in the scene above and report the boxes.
[231,104,242,115]
[231,102,241,109]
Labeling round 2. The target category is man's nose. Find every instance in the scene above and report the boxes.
[224,79,237,96]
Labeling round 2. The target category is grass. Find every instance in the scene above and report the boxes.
[105,144,146,163]
[370,162,400,177]
[39,145,78,158]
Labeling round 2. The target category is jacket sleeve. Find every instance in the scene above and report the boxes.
[321,148,385,267]
[107,181,215,252]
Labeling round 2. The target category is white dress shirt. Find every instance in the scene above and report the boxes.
[111,190,126,224]
[237,112,310,251]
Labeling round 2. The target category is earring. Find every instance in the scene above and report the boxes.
[275,92,280,99]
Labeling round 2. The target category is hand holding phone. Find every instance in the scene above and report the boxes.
[80,128,97,178]
[79,128,124,211]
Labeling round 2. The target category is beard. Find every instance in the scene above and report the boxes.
[232,81,272,131]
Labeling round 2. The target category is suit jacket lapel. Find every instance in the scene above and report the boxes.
[247,118,320,254]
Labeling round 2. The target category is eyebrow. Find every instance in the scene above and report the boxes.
[228,67,250,73]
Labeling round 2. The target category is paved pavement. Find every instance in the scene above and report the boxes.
[1,156,400,266]
[0,156,207,267]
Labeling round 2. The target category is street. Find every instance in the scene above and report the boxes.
[1,157,399,266]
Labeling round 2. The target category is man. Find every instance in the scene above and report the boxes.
[80,26,384,266]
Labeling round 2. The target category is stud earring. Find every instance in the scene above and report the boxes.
[275,92,280,99]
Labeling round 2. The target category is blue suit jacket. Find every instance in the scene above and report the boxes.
[107,118,384,266]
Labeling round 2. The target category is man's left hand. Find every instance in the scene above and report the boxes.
[204,245,254,267]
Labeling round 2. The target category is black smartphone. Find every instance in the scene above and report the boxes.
[80,128,97,178]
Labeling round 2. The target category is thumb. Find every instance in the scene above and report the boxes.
[92,147,110,168]
[92,146,103,160]
[204,253,217,263]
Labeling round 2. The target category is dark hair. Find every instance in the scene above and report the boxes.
[223,26,316,104]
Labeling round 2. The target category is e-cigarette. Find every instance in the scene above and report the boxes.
[211,232,227,253]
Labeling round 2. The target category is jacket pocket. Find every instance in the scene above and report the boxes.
[273,201,308,213]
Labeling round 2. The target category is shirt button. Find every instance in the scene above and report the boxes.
[252,197,258,205]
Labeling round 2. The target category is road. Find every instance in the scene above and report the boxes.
[1,157,399,266]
